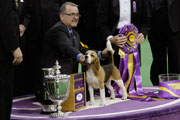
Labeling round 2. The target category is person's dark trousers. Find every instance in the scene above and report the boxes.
[149,39,168,86]
[168,31,180,74]
[0,58,14,120]
[149,31,180,86]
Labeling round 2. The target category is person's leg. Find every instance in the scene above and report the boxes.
[0,60,14,120]
[149,40,167,85]
[168,31,180,74]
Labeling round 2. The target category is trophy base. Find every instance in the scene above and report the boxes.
[41,104,57,113]
[50,111,68,118]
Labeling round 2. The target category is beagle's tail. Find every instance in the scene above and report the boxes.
[106,40,115,65]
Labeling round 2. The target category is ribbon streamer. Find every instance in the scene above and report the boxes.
[158,80,180,99]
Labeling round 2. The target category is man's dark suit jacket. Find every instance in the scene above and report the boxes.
[148,0,180,40]
[41,22,88,74]
[0,0,19,119]
[25,0,66,57]
[18,0,31,28]
[168,0,180,33]
[23,0,66,92]
[0,0,19,61]
[28,0,66,39]
[96,0,151,49]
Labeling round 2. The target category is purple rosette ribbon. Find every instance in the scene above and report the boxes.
[112,24,160,101]
[119,24,139,54]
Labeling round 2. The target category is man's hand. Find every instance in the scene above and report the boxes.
[136,33,145,44]
[19,24,27,37]
[79,55,86,65]
[109,35,127,48]
[12,47,23,65]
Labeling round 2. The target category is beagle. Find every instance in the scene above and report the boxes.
[85,40,127,106]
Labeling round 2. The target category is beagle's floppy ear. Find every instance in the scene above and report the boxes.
[94,57,100,72]
[95,57,100,64]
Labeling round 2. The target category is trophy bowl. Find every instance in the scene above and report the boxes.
[44,74,70,118]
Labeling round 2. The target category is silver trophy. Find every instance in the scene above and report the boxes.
[43,61,71,118]
[41,68,57,112]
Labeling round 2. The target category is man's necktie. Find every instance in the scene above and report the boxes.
[69,30,75,46]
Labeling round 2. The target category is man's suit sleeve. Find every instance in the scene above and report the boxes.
[18,0,32,28]
[168,0,180,32]
[22,0,31,28]
[0,0,19,52]
[96,0,113,42]
[139,0,152,36]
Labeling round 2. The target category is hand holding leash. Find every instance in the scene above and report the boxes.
[79,55,86,65]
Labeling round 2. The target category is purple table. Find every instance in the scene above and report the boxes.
[11,87,180,120]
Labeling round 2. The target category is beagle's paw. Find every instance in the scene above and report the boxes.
[99,102,106,106]
[110,96,115,99]
[122,96,127,100]
[110,93,115,99]
[88,101,95,106]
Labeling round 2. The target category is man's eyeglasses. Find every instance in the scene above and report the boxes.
[63,13,81,17]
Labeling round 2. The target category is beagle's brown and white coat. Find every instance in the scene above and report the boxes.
[85,40,127,106]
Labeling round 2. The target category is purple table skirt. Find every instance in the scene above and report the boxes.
[11,87,180,120]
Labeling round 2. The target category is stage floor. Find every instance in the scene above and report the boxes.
[11,86,180,120]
